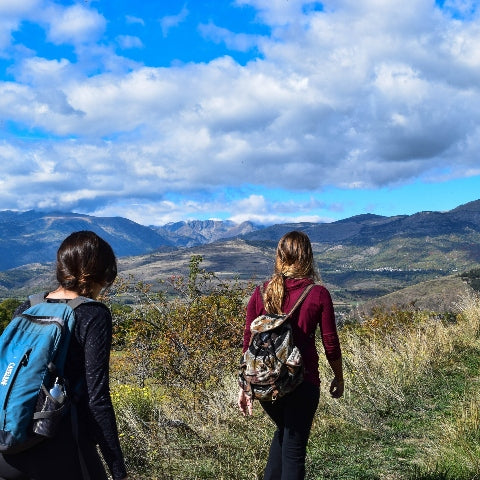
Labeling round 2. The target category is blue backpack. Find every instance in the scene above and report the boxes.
[0,294,92,454]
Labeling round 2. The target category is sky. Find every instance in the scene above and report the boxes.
[1,0,480,227]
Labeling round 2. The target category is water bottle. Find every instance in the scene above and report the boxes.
[33,377,66,437]
[49,378,65,403]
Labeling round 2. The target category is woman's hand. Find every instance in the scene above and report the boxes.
[237,388,253,416]
[329,377,344,398]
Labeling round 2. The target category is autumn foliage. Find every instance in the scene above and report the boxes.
[110,255,252,394]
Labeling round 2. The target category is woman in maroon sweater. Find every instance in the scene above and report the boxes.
[238,231,344,480]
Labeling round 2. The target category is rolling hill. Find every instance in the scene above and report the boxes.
[1,199,480,308]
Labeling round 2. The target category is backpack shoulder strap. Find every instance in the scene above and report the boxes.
[258,283,315,316]
[67,296,95,310]
[27,294,98,310]
[285,284,315,318]
[28,292,48,306]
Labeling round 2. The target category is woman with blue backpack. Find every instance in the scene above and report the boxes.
[238,230,344,480]
[0,231,127,480]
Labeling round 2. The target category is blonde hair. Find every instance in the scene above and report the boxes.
[263,231,319,314]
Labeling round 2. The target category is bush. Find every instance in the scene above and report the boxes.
[111,258,251,394]
[108,257,264,478]
[0,298,22,334]
[460,267,480,292]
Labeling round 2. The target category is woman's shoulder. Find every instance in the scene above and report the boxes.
[311,283,330,294]
[74,299,111,317]
[11,296,111,325]
[74,300,112,327]
[75,298,109,308]
[13,299,31,317]
[290,281,332,306]
[309,283,332,298]
[73,301,113,344]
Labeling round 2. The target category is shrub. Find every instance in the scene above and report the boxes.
[460,267,480,292]
[0,298,22,334]
[111,257,251,392]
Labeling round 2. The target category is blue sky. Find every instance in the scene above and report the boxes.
[1,0,480,226]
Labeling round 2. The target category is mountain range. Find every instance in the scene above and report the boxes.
[1,199,480,307]
[0,211,259,270]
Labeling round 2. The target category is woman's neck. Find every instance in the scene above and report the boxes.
[46,286,79,299]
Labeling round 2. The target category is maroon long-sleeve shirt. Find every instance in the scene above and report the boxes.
[242,277,341,387]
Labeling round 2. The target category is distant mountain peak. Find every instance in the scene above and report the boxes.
[157,219,258,247]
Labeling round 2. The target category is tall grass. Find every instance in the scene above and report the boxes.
[310,291,480,479]
[109,280,480,480]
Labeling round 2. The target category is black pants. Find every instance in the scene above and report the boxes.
[260,381,320,480]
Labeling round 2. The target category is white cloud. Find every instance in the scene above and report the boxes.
[0,0,42,53]
[45,4,106,45]
[198,22,260,52]
[159,6,189,37]
[228,194,333,225]
[0,0,41,16]
[2,0,480,223]
[15,57,73,84]
[125,15,145,26]
[93,194,332,226]
[116,35,143,50]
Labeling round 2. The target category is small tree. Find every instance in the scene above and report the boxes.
[0,298,22,334]
[111,256,252,402]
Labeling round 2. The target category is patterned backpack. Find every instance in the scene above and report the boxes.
[239,284,314,401]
